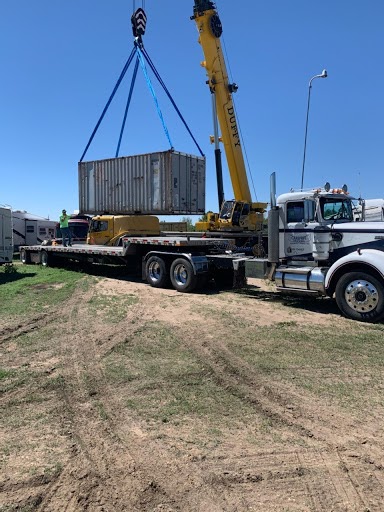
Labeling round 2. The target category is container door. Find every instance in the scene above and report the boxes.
[25,220,38,245]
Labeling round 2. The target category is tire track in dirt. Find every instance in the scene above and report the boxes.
[36,285,141,511]
[0,311,54,343]
[132,283,383,511]
[38,282,235,511]
[3,275,384,511]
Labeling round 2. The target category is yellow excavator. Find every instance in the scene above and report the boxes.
[192,1,267,234]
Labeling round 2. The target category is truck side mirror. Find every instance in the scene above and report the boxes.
[304,200,316,223]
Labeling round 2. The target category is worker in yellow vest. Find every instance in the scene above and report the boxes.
[59,209,72,247]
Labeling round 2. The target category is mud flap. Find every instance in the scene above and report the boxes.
[232,258,247,289]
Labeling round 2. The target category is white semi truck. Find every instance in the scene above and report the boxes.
[243,175,384,323]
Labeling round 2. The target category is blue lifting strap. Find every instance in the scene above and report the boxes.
[135,43,173,149]
[79,47,137,163]
[80,41,203,161]
[141,47,204,157]
[116,56,140,157]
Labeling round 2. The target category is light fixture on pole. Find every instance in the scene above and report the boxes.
[301,69,328,190]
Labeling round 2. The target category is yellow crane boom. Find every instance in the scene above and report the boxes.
[192,1,266,233]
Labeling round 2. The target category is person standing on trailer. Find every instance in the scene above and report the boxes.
[59,209,72,247]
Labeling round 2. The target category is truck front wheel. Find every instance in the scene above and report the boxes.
[145,256,170,288]
[170,258,197,293]
[335,271,384,322]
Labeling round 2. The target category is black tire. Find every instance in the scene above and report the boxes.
[170,258,197,293]
[20,248,30,264]
[145,256,170,288]
[40,250,50,267]
[335,271,384,322]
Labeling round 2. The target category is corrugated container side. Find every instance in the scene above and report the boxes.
[78,150,205,216]
[159,221,188,232]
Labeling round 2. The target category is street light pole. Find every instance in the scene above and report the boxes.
[301,69,328,190]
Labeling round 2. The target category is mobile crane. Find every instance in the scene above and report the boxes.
[191,0,267,235]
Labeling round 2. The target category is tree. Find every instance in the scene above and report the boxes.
[181,217,196,232]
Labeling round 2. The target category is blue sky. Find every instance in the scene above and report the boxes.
[1,0,383,221]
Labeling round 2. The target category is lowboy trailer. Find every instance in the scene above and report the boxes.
[19,235,247,292]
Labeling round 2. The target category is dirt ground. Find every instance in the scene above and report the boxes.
[1,275,383,511]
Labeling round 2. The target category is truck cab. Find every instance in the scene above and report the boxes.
[87,215,160,246]
[277,185,358,264]
[263,180,384,322]
[275,184,384,266]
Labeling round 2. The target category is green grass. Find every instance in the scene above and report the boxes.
[0,263,87,316]
[227,321,384,410]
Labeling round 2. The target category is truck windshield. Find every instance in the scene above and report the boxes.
[320,198,354,222]
[70,222,89,239]
[90,220,109,232]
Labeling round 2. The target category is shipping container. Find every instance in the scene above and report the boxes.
[159,221,188,232]
[79,150,205,216]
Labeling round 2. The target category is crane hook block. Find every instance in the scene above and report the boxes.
[131,8,147,38]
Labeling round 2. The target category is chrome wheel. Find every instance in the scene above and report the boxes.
[145,256,169,288]
[170,258,197,293]
[345,279,378,313]
[335,271,384,322]
[172,263,188,287]
[40,251,49,267]
[148,260,162,283]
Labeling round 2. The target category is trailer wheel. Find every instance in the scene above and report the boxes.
[145,256,170,288]
[335,271,384,322]
[20,248,30,264]
[170,258,197,293]
[40,250,50,267]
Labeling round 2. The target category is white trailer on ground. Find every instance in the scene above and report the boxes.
[354,199,384,222]
[0,206,13,264]
[12,211,57,250]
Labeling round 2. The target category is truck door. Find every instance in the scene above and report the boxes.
[283,201,314,259]
[25,220,38,245]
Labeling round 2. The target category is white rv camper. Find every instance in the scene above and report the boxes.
[354,199,384,222]
[0,206,13,264]
[12,211,57,250]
